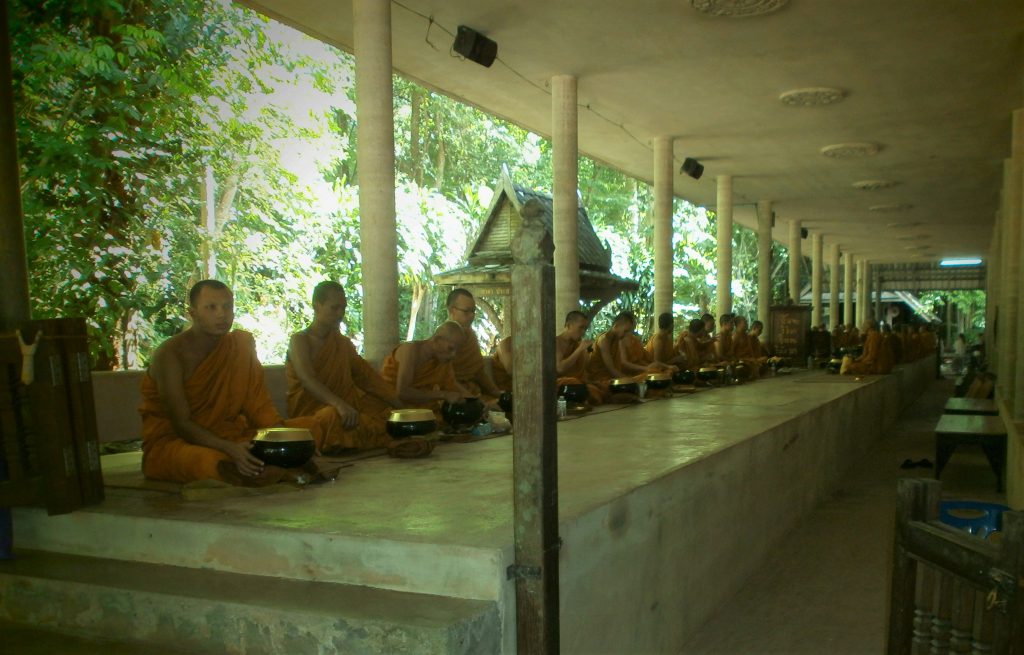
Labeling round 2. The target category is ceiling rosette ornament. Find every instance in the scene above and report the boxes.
[820,142,881,158]
[779,87,846,107]
[690,0,788,17]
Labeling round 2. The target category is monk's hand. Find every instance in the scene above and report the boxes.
[332,401,360,430]
[578,339,593,353]
[229,441,264,477]
[442,390,463,404]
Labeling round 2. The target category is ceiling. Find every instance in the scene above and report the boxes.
[240,0,1023,265]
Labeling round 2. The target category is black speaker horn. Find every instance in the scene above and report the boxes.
[453,26,497,68]
[680,157,704,180]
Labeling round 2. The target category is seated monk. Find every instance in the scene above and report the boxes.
[841,319,891,375]
[140,280,323,484]
[588,311,669,387]
[676,318,711,371]
[379,321,466,420]
[555,310,604,405]
[749,320,768,361]
[714,313,736,364]
[646,312,686,368]
[286,281,401,453]
[732,316,760,378]
[491,335,513,390]
[446,288,504,402]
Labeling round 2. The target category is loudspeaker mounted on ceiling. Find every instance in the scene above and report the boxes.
[801,227,809,239]
[453,26,497,68]
[680,158,704,180]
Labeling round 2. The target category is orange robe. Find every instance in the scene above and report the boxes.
[587,331,625,383]
[555,333,605,404]
[645,332,676,366]
[491,336,513,390]
[452,326,500,399]
[845,329,887,375]
[676,333,704,370]
[716,331,735,362]
[624,333,653,367]
[379,344,460,419]
[286,332,395,451]
[140,330,322,484]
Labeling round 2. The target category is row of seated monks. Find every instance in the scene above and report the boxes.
[140,280,504,485]
[836,319,938,375]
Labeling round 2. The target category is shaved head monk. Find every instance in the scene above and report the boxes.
[587,311,670,383]
[445,288,504,401]
[646,312,685,368]
[140,280,322,483]
[286,282,402,453]
[380,321,467,416]
[555,311,604,404]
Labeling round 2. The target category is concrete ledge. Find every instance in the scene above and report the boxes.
[0,550,500,655]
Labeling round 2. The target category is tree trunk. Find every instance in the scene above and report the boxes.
[407,281,425,341]
[477,296,503,337]
[410,88,423,186]
[435,136,446,191]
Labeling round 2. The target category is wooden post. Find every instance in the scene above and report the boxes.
[991,510,1023,653]
[509,199,559,654]
[0,1,31,330]
[888,478,940,654]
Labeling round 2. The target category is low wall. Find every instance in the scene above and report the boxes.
[91,365,289,442]
[556,357,934,653]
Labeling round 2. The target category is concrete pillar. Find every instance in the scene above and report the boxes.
[788,220,801,303]
[1001,154,1022,413]
[653,137,674,321]
[810,232,823,327]
[856,258,867,326]
[843,251,854,327]
[0,1,30,328]
[756,200,773,339]
[716,175,733,316]
[874,266,883,324]
[829,244,841,331]
[354,0,398,364]
[1012,108,1024,420]
[552,75,580,321]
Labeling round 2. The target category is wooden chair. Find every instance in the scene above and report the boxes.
[887,478,1023,654]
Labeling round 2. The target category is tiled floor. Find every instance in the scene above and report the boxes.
[680,377,1007,655]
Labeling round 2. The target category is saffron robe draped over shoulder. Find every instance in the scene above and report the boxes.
[452,326,490,396]
[555,334,605,405]
[844,329,890,375]
[140,330,321,484]
[286,332,395,451]
[587,331,624,383]
[380,344,460,418]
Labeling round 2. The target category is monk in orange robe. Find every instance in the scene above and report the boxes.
[676,318,710,370]
[732,316,761,378]
[646,312,686,368]
[841,319,891,375]
[715,313,736,363]
[749,320,768,361]
[555,310,605,404]
[286,281,401,453]
[446,288,504,402]
[379,321,466,419]
[588,311,670,384]
[491,335,513,390]
[140,280,323,484]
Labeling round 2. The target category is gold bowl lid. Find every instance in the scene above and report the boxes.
[609,377,638,386]
[253,427,314,443]
[698,367,720,373]
[388,409,436,423]
[646,372,672,381]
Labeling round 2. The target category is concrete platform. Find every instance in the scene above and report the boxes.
[2,358,935,653]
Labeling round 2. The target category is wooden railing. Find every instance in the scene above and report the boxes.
[888,478,1023,654]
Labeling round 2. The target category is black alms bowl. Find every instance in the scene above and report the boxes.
[386,409,437,439]
[698,367,723,382]
[672,369,697,385]
[645,373,672,390]
[251,428,315,468]
[442,397,486,428]
[609,378,640,395]
[558,383,589,404]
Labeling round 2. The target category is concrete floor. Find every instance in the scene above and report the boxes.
[679,377,1006,655]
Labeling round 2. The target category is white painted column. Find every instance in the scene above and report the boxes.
[1012,108,1024,419]
[810,232,823,327]
[874,266,883,324]
[552,75,580,321]
[829,243,841,331]
[856,258,867,326]
[716,175,733,316]
[354,0,398,364]
[843,251,854,327]
[756,200,773,339]
[1001,152,1021,413]
[653,136,674,321]
[788,220,801,303]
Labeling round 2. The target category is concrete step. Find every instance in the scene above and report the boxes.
[0,550,500,655]
[0,620,193,655]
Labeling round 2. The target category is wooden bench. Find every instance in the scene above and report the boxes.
[944,397,999,416]
[934,414,1008,492]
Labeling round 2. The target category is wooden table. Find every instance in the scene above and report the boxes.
[934,414,1008,491]
[943,397,998,416]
